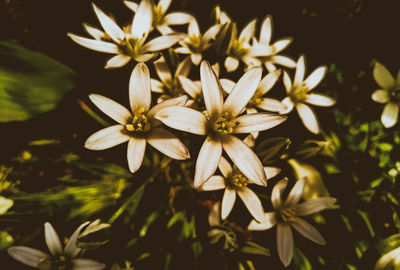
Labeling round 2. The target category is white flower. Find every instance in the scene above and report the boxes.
[371,62,400,128]
[375,246,400,270]
[155,60,287,188]
[200,156,281,222]
[175,18,224,65]
[124,0,193,34]
[68,0,183,69]
[280,55,335,134]
[85,63,190,173]
[8,222,105,270]
[248,178,336,267]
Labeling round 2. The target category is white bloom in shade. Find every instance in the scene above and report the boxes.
[248,178,336,267]
[8,222,105,270]
[175,18,224,65]
[151,55,191,102]
[124,0,193,34]
[280,55,335,134]
[68,0,183,69]
[371,62,400,128]
[375,246,400,270]
[201,156,281,222]
[252,16,296,72]
[155,60,287,188]
[85,63,190,173]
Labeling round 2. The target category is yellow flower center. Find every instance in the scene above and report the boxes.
[126,107,151,133]
[279,207,296,223]
[290,83,309,104]
[231,40,249,58]
[119,33,144,59]
[230,173,248,188]
[187,35,202,52]
[249,91,262,106]
[164,78,184,97]
[214,112,239,135]
[153,5,164,27]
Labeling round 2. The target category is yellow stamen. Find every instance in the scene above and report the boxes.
[280,207,296,223]
[126,107,151,133]
[214,112,239,135]
[230,173,248,188]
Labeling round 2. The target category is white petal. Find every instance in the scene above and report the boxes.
[194,136,222,188]
[151,79,164,93]
[294,55,306,88]
[124,1,138,12]
[72,258,106,270]
[221,188,236,219]
[158,0,172,14]
[304,66,327,91]
[131,0,153,38]
[375,247,400,270]
[284,178,305,207]
[147,95,188,120]
[157,25,174,35]
[178,76,201,99]
[147,127,190,160]
[258,69,281,95]
[291,218,326,245]
[85,125,129,150]
[188,19,200,36]
[129,62,151,112]
[155,105,208,135]
[233,113,287,133]
[89,94,131,125]
[201,175,226,191]
[134,53,156,62]
[175,46,191,54]
[223,67,262,118]
[154,55,172,83]
[67,34,119,54]
[218,156,233,178]
[295,197,337,216]
[191,53,202,65]
[305,93,335,107]
[176,56,192,77]
[371,89,390,103]
[239,19,256,43]
[222,134,266,186]
[143,33,183,52]
[200,61,224,118]
[44,222,63,256]
[280,97,294,114]
[224,56,239,72]
[272,38,292,53]
[163,12,193,25]
[220,79,235,94]
[8,247,48,267]
[256,98,287,112]
[237,187,265,222]
[373,62,396,90]
[243,134,256,148]
[382,102,399,128]
[248,212,277,231]
[64,222,90,258]
[105,54,131,69]
[92,4,124,42]
[264,166,281,179]
[282,71,293,93]
[270,55,297,68]
[127,137,146,173]
[277,223,294,267]
[259,16,272,44]
[83,23,105,40]
[296,103,321,134]
[271,178,288,209]
[203,24,224,45]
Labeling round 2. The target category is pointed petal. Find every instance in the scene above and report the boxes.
[131,0,153,38]
[273,38,292,53]
[203,24,224,45]
[258,69,281,95]
[233,113,287,133]
[222,134,266,186]
[220,79,235,94]
[151,79,164,93]
[72,258,106,270]
[89,94,131,124]
[218,156,233,178]
[237,187,265,222]
[271,178,288,209]
[200,175,226,191]
[67,34,119,54]
[200,61,224,118]
[256,98,287,112]
[260,16,272,44]
[239,19,256,43]
[127,137,146,173]
[248,212,277,231]
[178,76,201,99]
[85,125,129,150]
[221,188,236,220]
[194,136,222,188]
[291,218,326,245]
[129,62,151,112]
[285,178,305,207]
[8,247,48,267]
[147,95,188,120]
[158,0,172,14]
[147,127,190,160]
[304,66,327,91]
[305,93,335,107]
[64,222,90,258]
[163,12,193,25]
[280,97,294,114]
[155,105,208,135]
[371,89,390,103]
[157,25,174,35]
[373,62,396,90]
[105,54,131,69]
[296,103,320,134]
[277,223,294,267]
[264,166,281,179]
[92,4,124,42]
[282,71,293,93]
[83,23,105,40]
[143,33,183,52]
[176,56,192,77]
[44,222,63,256]
[294,55,306,88]
[188,19,200,36]
[124,1,138,12]
[154,55,172,83]
[223,66,262,117]
[381,102,399,128]
[295,197,337,216]
[270,55,297,68]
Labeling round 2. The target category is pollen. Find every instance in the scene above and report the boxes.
[279,207,296,223]
[126,107,151,133]
[230,173,248,188]
[214,112,239,134]
[290,83,309,104]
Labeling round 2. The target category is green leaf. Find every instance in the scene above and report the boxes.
[293,247,312,270]
[240,241,270,257]
[0,40,75,122]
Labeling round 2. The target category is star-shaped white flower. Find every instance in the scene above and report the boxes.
[85,63,190,173]
[280,55,335,134]
[124,0,193,34]
[371,62,400,128]
[8,222,105,270]
[68,0,183,69]
[248,178,336,267]
[155,60,287,188]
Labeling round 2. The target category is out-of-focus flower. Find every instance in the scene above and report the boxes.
[0,196,13,215]
[85,63,190,173]
[8,222,105,270]
[175,18,224,65]
[375,246,400,270]
[280,55,335,134]
[68,0,183,68]
[248,178,336,267]
[156,61,286,188]
[124,0,193,34]
[371,62,400,128]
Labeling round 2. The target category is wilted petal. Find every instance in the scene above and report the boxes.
[222,134,266,186]
[83,23,105,40]
[147,127,190,160]
[218,156,233,178]
[105,54,131,69]
[239,19,256,43]
[284,178,305,207]
[293,55,306,88]
[381,102,399,128]
[304,66,327,91]
[194,136,222,188]
[296,103,320,134]
[373,62,396,90]
[271,178,288,209]
[72,258,106,270]
[64,222,90,258]
[44,222,63,256]
[127,137,146,173]
[154,56,172,83]
[296,197,336,216]
[200,61,224,118]
[143,34,183,52]
[258,69,281,95]
[305,93,335,107]
[237,187,265,222]
[277,223,294,267]
[264,166,281,179]
[85,125,129,150]
[163,12,193,25]
[179,76,201,99]
[89,94,131,125]
[124,1,138,12]
[256,98,287,112]
[131,0,153,38]
[176,56,192,77]
[280,97,294,114]
[68,34,119,54]
[221,188,236,219]
[8,247,48,267]
[201,175,226,191]
[248,212,277,231]
[225,56,239,72]
[233,113,287,133]
[291,218,326,245]
[129,62,151,112]
[259,16,272,44]
[92,4,125,42]
[271,55,297,68]
[371,89,389,104]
